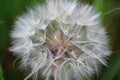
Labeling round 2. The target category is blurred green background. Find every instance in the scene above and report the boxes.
[0,0,120,80]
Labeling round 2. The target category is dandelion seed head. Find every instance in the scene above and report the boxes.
[10,0,111,80]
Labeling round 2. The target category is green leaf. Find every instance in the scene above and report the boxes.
[93,0,105,12]
[100,51,120,80]
[0,65,4,80]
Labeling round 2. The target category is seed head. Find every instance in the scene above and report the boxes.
[10,0,111,80]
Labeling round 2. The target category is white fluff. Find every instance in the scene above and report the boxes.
[10,0,111,80]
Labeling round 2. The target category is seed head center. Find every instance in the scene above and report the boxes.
[46,31,71,57]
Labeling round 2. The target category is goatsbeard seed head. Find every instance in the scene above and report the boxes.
[10,0,111,80]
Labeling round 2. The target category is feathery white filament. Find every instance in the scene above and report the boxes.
[10,0,111,80]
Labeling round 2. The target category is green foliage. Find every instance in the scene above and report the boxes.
[100,51,120,80]
[93,0,105,12]
[0,65,4,80]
